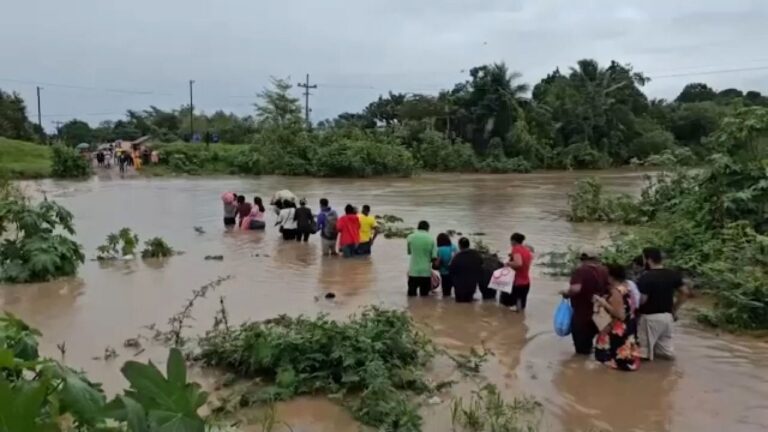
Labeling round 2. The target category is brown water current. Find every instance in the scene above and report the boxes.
[3,171,768,431]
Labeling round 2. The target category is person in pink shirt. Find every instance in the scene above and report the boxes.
[241,196,266,230]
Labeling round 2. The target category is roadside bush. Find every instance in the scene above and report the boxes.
[555,142,611,169]
[478,156,532,173]
[51,145,91,178]
[0,197,84,283]
[314,139,415,177]
[567,177,644,224]
[413,131,478,172]
[629,129,675,160]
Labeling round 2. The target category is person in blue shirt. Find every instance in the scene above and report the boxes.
[436,233,458,297]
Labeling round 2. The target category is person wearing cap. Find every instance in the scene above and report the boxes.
[294,198,315,242]
[560,248,610,355]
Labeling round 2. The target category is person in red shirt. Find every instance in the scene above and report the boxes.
[335,204,361,258]
[503,232,534,312]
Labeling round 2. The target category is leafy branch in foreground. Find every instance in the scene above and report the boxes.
[197,306,435,431]
[0,311,213,432]
[0,196,84,283]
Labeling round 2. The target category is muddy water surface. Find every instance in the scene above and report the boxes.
[3,172,768,431]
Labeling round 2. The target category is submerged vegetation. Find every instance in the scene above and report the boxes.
[567,107,768,331]
[198,307,435,431]
[96,228,140,259]
[141,237,175,258]
[96,228,176,260]
[0,194,84,283]
[451,384,542,432]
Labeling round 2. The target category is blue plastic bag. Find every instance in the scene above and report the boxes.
[554,299,573,337]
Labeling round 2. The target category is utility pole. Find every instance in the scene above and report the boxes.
[297,73,317,128]
[36,86,43,131]
[52,121,63,144]
[189,80,195,141]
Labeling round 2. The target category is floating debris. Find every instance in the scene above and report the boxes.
[123,337,142,349]
[194,226,206,234]
[103,346,118,361]
[205,255,224,261]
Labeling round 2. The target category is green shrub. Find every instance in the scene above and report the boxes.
[51,145,91,178]
[567,177,644,224]
[0,197,84,283]
[413,131,478,172]
[478,156,532,173]
[314,139,415,177]
[198,306,434,430]
[555,142,611,169]
[141,237,175,258]
[96,227,140,260]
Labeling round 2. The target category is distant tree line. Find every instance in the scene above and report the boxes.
[2,58,768,172]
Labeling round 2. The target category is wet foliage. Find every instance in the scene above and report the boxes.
[197,306,436,431]
[0,195,84,283]
[0,312,213,432]
[450,384,542,432]
[96,229,176,260]
[51,144,91,178]
[568,107,768,330]
[375,214,415,239]
[141,237,175,258]
[97,227,140,260]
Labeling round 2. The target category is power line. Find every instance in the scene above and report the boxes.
[0,77,175,96]
[647,65,768,80]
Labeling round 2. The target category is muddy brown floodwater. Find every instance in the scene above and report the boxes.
[3,171,768,431]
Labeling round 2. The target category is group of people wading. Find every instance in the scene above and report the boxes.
[222,192,378,257]
[221,191,690,372]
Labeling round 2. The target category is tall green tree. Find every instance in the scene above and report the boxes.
[449,63,529,153]
[59,119,93,146]
[675,82,717,103]
[0,89,33,141]
[254,77,303,129]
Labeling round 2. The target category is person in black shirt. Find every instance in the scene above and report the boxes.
[293,199,315,243]
[449,237,484,303]
[637,247,690,361]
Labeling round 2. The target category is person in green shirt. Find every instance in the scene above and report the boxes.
[406,220,438,296]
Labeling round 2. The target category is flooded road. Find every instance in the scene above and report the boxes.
[3,171,768,431]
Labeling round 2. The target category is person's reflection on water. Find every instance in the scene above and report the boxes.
[551,356,679,432]
[317,257,374,307]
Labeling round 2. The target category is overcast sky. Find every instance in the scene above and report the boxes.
[3,0,768,131]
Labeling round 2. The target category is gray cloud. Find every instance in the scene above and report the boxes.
[2,0,768,130]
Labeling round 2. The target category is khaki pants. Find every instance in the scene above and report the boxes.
[638,313,675,360]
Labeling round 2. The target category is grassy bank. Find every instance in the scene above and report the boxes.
[0,137,51,178]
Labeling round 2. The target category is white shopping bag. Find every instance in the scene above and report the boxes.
[488,267,514,293]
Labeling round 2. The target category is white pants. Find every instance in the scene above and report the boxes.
[638,313,675,360]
